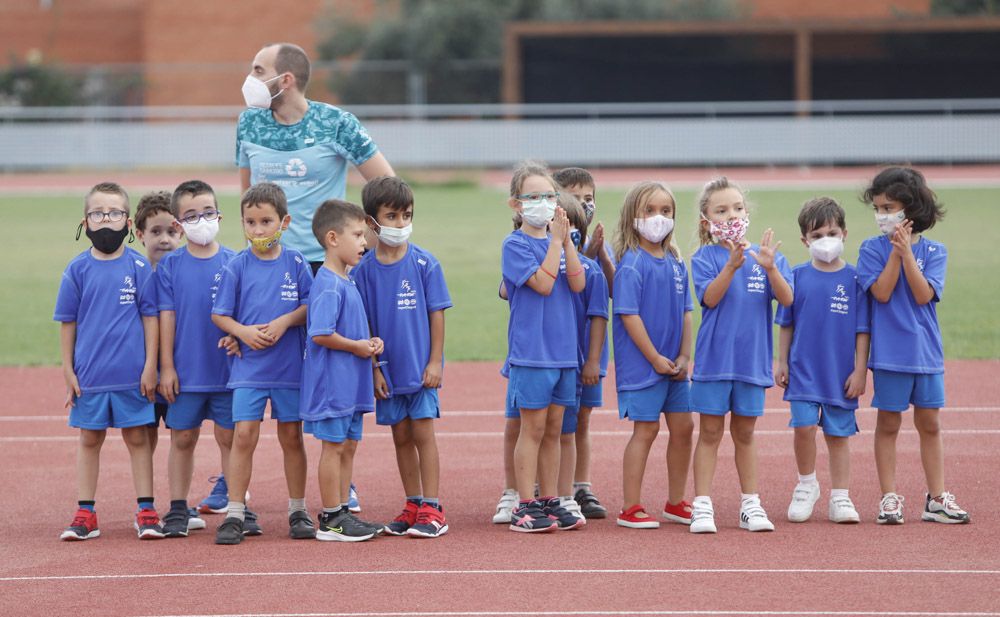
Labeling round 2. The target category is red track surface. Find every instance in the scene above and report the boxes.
[1,361,998,617]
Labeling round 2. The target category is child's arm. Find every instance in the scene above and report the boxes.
[259,304,307,345]
[581,316,607,386]
[60,322,80,409]
[562,218,586,294]
[422,309,446,388]
[140,315,159,402]
[894,222,935,305]
[312,332,381,358]
[620,314,677,376]
[702,240,744,308]
[869,221,919,303]
[158,311,179,403]
[522,208,575,296]
[597,247,616,299]
[776,325,792,389]
[211,314,275,350]
[845,332,871,399]
[671,311,693,381]
[750,228,793,307]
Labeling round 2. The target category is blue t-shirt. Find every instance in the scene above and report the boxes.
[350,244,452,396]
[300,268,374,421]
[156,245,237,392]
[211,247,311,389]
[857,235,946,374]
[501,230,578,369]
[236,100,379,263]
[613,248,693,391]
[574,255,610,376]
[775,263,870,409]
[53,248,158,394]
[691,243,792,386]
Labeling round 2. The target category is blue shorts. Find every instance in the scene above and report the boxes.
[376,388,440,426]
[691,380,766,417]
[579,379,604,409]
[232,388,301,423]
[148,401,169,428]
[70,390,154,430]
[561,404,579,434]
[789,401,858,437]
[304,411,364,444]
[618,378,691,422]
[506,366,577,412]
[871,370,946,412]
[167,392,235,430]
[561,378,603,433]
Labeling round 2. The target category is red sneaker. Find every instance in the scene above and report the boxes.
[134,508,166,540]
[384,500,420,536]
[60,508,100,541]
[407,503,449,538]
[616,504,660,529]
[662,500,693,525]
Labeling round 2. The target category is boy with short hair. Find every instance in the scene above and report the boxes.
[352,176,452,538]
[775,196,870,524]
[55,182,165,541]
[210,182,315,544]
[156,180,240,537]
[302,199,386,541]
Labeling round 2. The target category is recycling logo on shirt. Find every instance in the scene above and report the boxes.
[285,158,307,177]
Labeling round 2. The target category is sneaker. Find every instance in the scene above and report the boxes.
[922,492,970,524]
[385,500,420,536]
[407,503,449,538]
[215,517,244,545]
[877,492,905,525]
[739,496,775,532]
[288,510,317,539]
[60,508,100,541]
[347,512,384,536]
[617,504,659,529]
[787,482,821,523]
[317,510,375,542]
[198,474,229,514]
[573,486,608,519]
[187,507,206,531]
[662,500,693,525]
[561,497,587,526]
[690,499,717,534]
[545,497,585,530]
[348,482,361,513]
[162,508,190,538]
[509,500,557,533]
[134,508,166,540]
[492,488,519,524]
[243,508,263,536]
[828,494,860,524]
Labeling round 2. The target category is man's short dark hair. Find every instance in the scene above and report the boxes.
[134,191,173,231]
[271,43,310,92]
[171,180,216,218]
[361,176,413,218]
[798,196,846,236]
[241,182,288,218]
[313,199,366,244]
[553,167,596,192]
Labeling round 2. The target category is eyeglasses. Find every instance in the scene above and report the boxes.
[179,210,220,224]
[517,192,559,202]
[85,210,128,224]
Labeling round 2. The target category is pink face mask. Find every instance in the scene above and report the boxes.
[704,215,749,243]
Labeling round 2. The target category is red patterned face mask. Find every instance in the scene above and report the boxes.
[704,215,749,243]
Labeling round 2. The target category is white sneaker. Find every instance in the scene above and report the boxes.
[740,496,775,532]
[921,491,970,524]
[492,489,519,524]
[877,492,904,525]
[560,497,587,527]
[787,481,820,522]
[828,494,860,524]
[689,498,717,534]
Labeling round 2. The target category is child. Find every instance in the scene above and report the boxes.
[775,197,869,524]
[301,199,385,542]
[155,180,240,537]
[55,182,164,540]
[612,181,695,529]
[210,182,315,544]
[553,166,611,518]
[689,177,793,534]
[858,167,969,525]
[352,176,453,538]
[502,161,586,533]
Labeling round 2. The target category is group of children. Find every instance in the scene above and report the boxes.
[55,163,970,544]
[56,176,450,543]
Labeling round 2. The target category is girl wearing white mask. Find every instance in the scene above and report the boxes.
[689,177,793,534]
[611,181,695,530]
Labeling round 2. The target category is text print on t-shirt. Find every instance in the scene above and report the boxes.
[280,271,299,302]
[747,263,766,294]
[830,283,850,316]
[397,279,418,311]
[673,263,685,295]
[120,275,136,305]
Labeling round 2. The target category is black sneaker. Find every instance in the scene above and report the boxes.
[162,508,190,538]
[316,510,375,542]
[574,486,608,519]
[509,500,557,533]
[544,497,585,530]
[215,517,244,545]
[347,512,385,536]
[289,510,317,539]
[243,508,263,536]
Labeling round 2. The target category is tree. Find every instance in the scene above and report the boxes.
[0,59,82,107]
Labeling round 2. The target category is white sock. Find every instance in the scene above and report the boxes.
[741,493,759,504]
[798,472,818,484]
[573,481,591,491]
[227,501,246,522]
[831,489,849,499]
[289,498,307,515]
[693,495,712,506]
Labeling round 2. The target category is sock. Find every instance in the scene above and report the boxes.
[227,501,246,522]
[693,495,712,505]
[422,497,439,508]
[340,502,349,510]
[798,472,818,484]
[288,498,307,515]
[559,495,573,504]
[78,500,95,512]
[741,493,758,504]
[137,497,154,512]
[573,481,591,491]
[406,495,424,505]
[831,488,849,499]
[170,499,188,513]
[322,506,343,516]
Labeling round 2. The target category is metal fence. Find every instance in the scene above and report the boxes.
[2,99,999,170]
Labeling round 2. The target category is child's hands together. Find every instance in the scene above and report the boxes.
[670,354,690,381]
[218,335,241,357]
[891,219,914,258]
[238,324,275,350]
[652,354,677,376]
[354,337,384,359]
[550,207,570,244]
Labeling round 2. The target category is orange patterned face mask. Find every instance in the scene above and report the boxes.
[247,228,283,252]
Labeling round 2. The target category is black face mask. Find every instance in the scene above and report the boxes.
[76,222,132,254]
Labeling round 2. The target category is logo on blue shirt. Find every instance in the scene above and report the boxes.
[285,158,307,177]
[280,272,299,302]
[397,279,417,310]
[120,276,136,305]
[747,263,766,294]
[830,284,850,315]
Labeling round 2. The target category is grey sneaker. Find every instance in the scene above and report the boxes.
[162,508,190,538]
[317,510,375,542]
[243,508,262,536]
[215,517,244,545]
[347,512,384,536]
[289,510,317,539]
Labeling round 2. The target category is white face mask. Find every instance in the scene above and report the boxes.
[181,218,220,246]
[378,223,412,247]
[808,236,844,263]
[875,210,905,236]
[520,198,556,228]
[241,74,284,109]
[634,215,674,244]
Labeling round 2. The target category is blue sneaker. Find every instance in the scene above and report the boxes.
[198,475,228,514]
[348,482,361,513]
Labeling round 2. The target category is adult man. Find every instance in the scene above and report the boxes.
[237,43,394,271]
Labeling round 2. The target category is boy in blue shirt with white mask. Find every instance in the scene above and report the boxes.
[775,197,870,525]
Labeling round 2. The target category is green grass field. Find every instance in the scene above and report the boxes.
[2,184,997,365]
